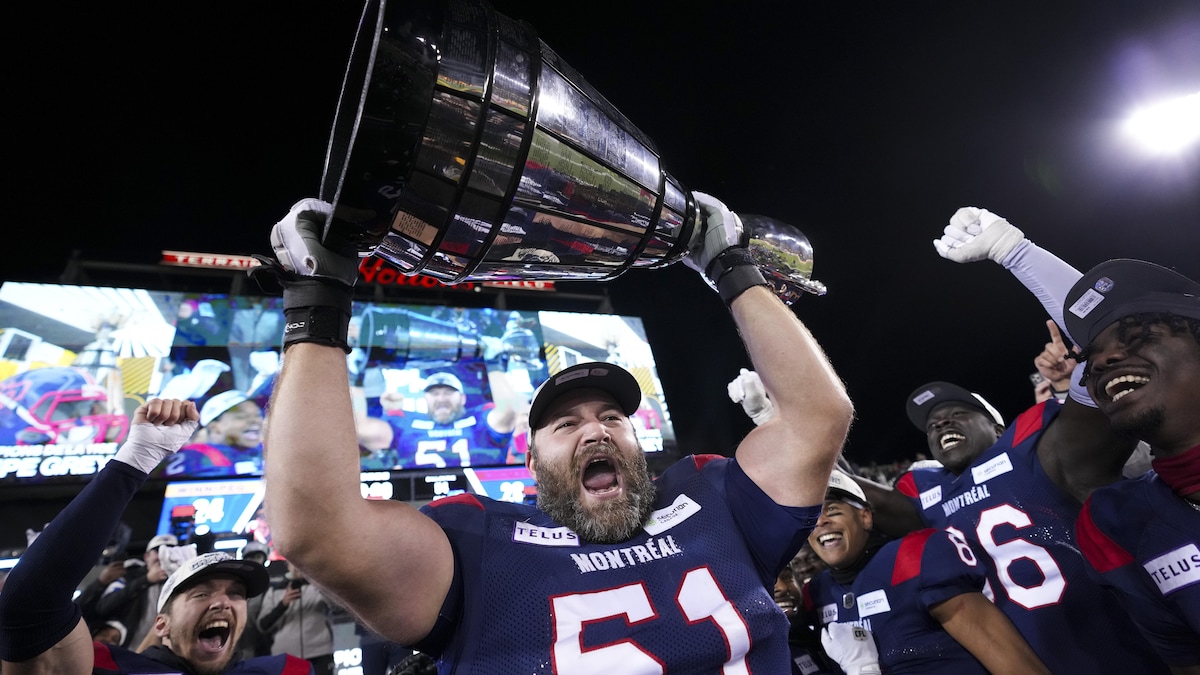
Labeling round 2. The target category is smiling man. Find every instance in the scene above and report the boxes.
[0,399,310,675]
[258,194,852,672]
[1066,259,1200,673]
[803,471,1048,675]
[849,207,1172,674]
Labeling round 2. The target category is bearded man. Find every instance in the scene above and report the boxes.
[258,194,853,672]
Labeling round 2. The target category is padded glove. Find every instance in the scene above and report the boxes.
[684,192,768,305]
[250,198,361,352]
[821,623,882,675]
[726,368,775,425]
[932,207,1026,264]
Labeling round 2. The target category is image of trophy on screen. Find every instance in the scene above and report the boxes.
[318,0,825,304]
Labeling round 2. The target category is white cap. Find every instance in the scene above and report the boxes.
[200,390,250,427]
[157,551,269,613]
[826,470,870,508]
[146,533,179,552]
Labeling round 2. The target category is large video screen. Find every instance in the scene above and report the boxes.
[0,282,676,485]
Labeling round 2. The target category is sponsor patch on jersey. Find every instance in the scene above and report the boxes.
[970,452,1013,484]
[919,485,943,510]
[642,493,701,536]
[856,589,891,617]
[794,654,819,674]
[820,603,838,625]
[1143,543,1200,595]
[512,522,580,547]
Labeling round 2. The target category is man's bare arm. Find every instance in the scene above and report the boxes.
[850,475,925,537]
[930,592,1050,675]
[730,286,854,507]
[265,344,454,645]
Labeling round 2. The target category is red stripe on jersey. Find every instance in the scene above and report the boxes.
[691,454,724,469]
[892,528,936,586]
[283,654,315,674]
[93,642,118,671]
[427,493,484,510]
[802,580,816,613]
[1011,402,1047,447]
[1076,498,1135,573]
[895,471,919,498]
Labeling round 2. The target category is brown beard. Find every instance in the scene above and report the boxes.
[533,441,657,544]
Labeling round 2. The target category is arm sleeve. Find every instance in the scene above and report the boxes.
[0,460,147,661]
[999,239,1083,338]
[1000,240,1097,407]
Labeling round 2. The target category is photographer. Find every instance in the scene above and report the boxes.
[258,560,335,673]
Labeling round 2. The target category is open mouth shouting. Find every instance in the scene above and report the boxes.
[196,618,232,655]
[815,531,845,551]
[581,455,622,498]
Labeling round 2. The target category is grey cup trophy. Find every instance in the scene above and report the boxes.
[320,0,825,303]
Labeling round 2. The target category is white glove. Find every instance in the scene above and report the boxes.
[726,368,775,425]
[114,415,199,474]
[684,191,744,278]
[932,207,1026,264]
[269,198,361,285]
[821,623,881,675]
[157,544,198,575]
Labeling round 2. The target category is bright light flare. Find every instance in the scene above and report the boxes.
[1122,91,1200,154]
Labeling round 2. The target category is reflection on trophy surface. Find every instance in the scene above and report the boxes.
[321,0,825,302]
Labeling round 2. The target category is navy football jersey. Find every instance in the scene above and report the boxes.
[895,401,1168,674]
[93,641,311,674]
[416,454,819,674]
[804,529,991,674]
[1077,470,1200,667]
[386,404,510,469]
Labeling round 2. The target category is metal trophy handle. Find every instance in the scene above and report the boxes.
[320,0,825,302]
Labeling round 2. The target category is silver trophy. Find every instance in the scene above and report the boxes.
[320,0,825,303]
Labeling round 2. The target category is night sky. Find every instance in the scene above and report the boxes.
[8,1,1199,467]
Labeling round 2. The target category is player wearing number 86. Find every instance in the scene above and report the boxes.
[849,207,1171,673]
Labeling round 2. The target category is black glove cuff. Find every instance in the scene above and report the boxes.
[281,279,353,353]
[707,248,768,305]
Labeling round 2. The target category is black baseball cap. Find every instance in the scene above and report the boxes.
[906,381,1004,431]
[1065,259,1200,347]
[527,362,643,431]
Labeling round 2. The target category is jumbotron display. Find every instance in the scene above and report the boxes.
[0,281,676,485]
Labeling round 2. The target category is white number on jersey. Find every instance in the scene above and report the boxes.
[550,567,751,674]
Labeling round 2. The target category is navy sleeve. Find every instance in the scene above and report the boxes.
[0,460,147,661]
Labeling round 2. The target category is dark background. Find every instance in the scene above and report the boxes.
[7,0,1199,476]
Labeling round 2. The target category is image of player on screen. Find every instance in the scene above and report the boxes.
[373,367,522,470]
[159,389,265,478]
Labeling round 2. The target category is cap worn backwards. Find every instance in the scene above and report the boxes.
[157,551,269,613]
[527,362,643,431]
[200,390,251,427]
[1065,259,1200,347]
[906,381,1004,431]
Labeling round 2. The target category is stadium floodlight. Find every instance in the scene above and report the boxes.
[1122,91,1200,155]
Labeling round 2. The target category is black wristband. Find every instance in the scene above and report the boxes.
[706,248,769,305]
[282,279,354,353]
